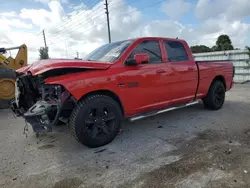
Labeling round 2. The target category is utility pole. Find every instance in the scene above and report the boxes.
[104,0,111,43]
[42,29,47,48]
[75,51,79,59]
[65,40,68,58]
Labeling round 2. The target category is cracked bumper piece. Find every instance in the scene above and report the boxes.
[12,100,59,133]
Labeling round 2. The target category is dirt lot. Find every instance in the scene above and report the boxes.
[0,84,250,188]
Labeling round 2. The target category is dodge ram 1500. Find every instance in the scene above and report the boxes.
[12,37,234,148]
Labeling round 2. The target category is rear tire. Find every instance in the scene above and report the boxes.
[69,94,122,148]
[203,80,225,110]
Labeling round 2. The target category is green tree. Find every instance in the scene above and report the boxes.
[38,47,49,60]
[190,45,212,53]
[214,35,234,51]
[211,46,217,51]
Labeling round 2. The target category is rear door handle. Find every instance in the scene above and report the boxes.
[156,69,166,74]
[188,67,195,70]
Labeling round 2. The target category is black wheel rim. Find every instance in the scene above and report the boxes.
[214,85,225,106]
[84,104,116,139]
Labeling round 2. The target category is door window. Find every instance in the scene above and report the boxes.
[164,41,189,62]
[128,40,162,63]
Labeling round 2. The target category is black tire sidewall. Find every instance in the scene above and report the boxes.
[72,95,122,148]
[204,80,225,110]
[212,81,225,109]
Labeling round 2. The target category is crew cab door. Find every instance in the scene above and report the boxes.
[163,40,198,104]
[120,39,171,115]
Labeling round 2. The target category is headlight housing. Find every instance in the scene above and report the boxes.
[41,84,62,103]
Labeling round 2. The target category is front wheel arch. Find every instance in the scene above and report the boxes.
[78,90,125,116]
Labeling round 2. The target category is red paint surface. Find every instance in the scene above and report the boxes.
[17,59,111,75]
[19,37,234,117]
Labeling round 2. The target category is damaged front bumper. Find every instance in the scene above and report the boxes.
[11,76,74,133]
[12,100,59,133]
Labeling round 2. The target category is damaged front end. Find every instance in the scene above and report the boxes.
[11,73,76,133]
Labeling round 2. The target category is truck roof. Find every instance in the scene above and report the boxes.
[130,36,186,43]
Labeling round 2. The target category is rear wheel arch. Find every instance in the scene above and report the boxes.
[203,75,226,99]
[78,90,125,116]
[211,75,226,89]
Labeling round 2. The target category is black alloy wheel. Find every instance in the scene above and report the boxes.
[70,94,122,148]
[84,104,117,140]
[213,85,225,107]
[203,80,225,110]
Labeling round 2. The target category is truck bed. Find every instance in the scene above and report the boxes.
[195,61,234,99]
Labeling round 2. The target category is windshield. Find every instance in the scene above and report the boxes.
[84,40,134,62]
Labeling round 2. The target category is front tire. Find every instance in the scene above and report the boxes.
[203,80,225,110]
[69,95,122,148]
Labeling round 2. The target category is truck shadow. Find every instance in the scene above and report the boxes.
[7,99,250,188]
[34,99,250,151]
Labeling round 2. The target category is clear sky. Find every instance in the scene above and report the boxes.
[0,0,250,62]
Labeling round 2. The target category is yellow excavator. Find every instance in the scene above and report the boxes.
[0,44,27,109]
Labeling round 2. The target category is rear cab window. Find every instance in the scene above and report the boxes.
[128,40,162,64]
[164,41,189,62]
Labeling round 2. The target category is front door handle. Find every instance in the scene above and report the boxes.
[156,69,166,74]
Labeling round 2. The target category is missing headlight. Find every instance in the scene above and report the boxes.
[41,84,62,103]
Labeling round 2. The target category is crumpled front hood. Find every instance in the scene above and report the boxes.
[16,58,112,75]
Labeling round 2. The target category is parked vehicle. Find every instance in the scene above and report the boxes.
[11,37,234,148]
[0,44,27,109]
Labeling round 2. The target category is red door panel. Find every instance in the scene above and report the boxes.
[163,40,198,105]
[118,39,172,115]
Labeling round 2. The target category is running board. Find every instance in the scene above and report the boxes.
[129,101,199,122]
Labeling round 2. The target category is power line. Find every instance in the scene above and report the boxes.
[47,2,104,34]
[47,7,104,36]
[47,0,165,45]
[47,0,140,36]
[86,0,100,6]
[36,30,43,36]
[47,0,101,33]
[46,0,142,41]
[46,11,106,40]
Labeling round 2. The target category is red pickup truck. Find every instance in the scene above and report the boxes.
[12,37,234,148]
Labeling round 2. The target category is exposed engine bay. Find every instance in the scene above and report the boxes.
[12,71,77,133]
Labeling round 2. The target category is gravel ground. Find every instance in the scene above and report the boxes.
[0,84,250,188]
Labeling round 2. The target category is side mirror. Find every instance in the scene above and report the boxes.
[126,53,149,66]
[134,53,149,65]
